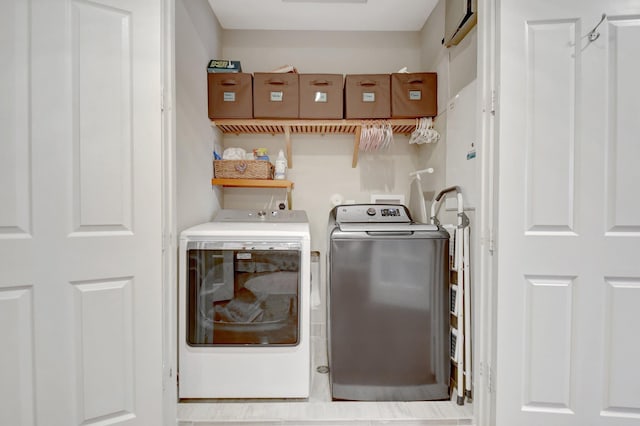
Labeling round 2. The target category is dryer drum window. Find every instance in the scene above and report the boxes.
[186,248,301,346]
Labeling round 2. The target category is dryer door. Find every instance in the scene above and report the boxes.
[186,241,302,346]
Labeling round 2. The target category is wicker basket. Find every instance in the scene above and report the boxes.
[214,160,274,179]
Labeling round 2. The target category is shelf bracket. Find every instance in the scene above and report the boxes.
[351,125,362,168]
[284,125,292,169]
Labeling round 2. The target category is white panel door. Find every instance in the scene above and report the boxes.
[0,0,163,424]
[496,1,640,426]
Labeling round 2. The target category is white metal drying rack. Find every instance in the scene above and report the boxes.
[430,185,472,405]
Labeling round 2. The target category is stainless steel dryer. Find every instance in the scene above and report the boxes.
[327,204,450,401]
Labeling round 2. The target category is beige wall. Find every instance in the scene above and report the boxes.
[176,3,478,257]
[221,30,424,254]
[175,0,223,232]
[222,30,421,74]
[414,0,478,218]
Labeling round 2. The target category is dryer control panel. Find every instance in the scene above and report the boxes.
[214,209,308,223]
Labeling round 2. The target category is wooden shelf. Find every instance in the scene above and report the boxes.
[211,118,419,168]
[211,118,417,135]
[211,178,293,189]
[211,178,294,208]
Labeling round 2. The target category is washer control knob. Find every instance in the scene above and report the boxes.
[257,210,266,217]
[366,207,377,216]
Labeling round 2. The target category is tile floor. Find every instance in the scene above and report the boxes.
[177,271,474,425]
[177,331,474,425]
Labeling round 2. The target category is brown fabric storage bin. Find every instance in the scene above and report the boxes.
[208,73,253,119]
[344,74,390,119]
[391,72,437,118]
[299,74,344,119]
[214,160,273,179]
[253,73,299,118]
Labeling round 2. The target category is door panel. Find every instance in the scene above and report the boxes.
[524,19,577,235]
[0,0,31,237]
[72,277,135,423]
[497,1,640,425]
[0,0,163,424]
[603,278,640,416]
[605,17,640,233]
[522,275,575,413]
[0,288,35,426]
[71,0,133,233]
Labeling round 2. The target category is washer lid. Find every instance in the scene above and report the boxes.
[337,222,439,232]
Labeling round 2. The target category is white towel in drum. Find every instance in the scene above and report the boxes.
[244,271,298,295]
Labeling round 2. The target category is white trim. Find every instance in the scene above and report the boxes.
[162,0,178,424]
[369,194,405,205]
[475,0,498,425]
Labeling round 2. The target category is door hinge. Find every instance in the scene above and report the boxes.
[481,362,494,394]
[490,89,496,115]
[486,228,495,255]
[162,231,172,253]
[488,364,494,394]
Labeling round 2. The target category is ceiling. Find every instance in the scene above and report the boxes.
[207,0,439,32]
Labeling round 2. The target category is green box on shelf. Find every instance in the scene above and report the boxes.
[207,60,242,73]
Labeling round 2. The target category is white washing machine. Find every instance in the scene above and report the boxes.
[178,209,311,399]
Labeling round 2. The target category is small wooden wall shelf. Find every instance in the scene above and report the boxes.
[211,178,294,208]
[211,178,293,189]
[211,118,417,168]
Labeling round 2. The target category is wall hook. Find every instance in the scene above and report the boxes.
[588,13,607,42]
